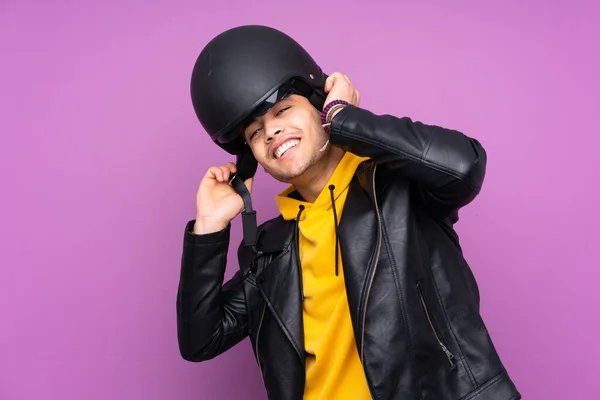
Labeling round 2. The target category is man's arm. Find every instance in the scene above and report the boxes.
[329,105,486,219]
[176,220,248,362]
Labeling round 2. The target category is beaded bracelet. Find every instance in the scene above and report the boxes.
[321,100,349,133]
[326,104,347,122]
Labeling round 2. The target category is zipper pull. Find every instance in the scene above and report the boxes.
[440,344,455,367]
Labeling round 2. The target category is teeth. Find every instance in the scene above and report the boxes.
[275,139,299,158]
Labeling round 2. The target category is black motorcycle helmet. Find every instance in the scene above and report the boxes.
[189,25,328,248]
[190,24,329,158]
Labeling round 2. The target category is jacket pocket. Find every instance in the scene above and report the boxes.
[416,281,455,368]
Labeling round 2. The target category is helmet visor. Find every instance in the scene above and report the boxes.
[248,84,296,119]
[217,79,312,145]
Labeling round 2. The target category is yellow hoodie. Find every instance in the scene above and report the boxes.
[275,151,372,400]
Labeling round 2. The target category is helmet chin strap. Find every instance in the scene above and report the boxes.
[229,173,257,249]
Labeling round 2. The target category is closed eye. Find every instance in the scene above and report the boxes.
[249,128,262,141]
[276,106,291,116]
[247,105,291,140]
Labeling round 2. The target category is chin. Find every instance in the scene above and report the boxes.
[266,166,308,184]
[264,158,313,183]
[264,142,329,183]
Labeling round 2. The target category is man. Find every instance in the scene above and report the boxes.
[177,25,521,400]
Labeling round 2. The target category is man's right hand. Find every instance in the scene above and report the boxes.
[193,162,254,234]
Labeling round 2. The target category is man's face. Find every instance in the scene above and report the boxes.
[242,94,329,183]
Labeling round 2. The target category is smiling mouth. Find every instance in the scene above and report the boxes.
[273,138,300,159]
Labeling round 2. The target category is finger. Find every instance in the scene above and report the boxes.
[205,168,219,183]
[225,162,237,173]
[356,90,360,106]
[324,76,333,92]
[325,72,343,92]
[210,166,227,182]
[212,167,224,182]
[343,74,352,85]
[205,166,219,179]
[219,166,232,182]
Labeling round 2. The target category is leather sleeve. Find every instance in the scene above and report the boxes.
[329,105,487,219]
[176,220,248,361]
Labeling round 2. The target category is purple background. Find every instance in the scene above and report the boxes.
[1,1,598,399]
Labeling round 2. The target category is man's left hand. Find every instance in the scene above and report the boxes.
[323,72,360,117]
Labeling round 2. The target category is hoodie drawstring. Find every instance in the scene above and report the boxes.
[295,204,305,302]
[328,185,340,277]
[294,185,340,302]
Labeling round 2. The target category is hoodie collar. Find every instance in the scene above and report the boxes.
[275,151,370,221]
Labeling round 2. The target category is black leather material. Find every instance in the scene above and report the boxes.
[176,105,521,400]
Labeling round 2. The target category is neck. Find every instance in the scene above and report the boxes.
[291,146,345,203]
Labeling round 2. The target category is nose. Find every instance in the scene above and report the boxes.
[264,123,284,143]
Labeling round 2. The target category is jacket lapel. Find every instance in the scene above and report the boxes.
[337,167,379,331]
[256,218,305,363]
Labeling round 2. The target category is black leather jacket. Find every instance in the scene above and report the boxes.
[177,106,521,400]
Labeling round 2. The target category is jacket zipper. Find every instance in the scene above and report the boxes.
[416,282,455,367]
[255,302,267,387]
[254,254,270,388]
[360,164,381,399]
